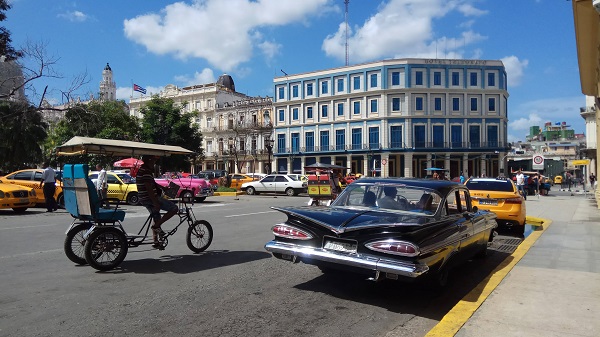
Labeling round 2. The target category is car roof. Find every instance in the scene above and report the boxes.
[350,177,463,195]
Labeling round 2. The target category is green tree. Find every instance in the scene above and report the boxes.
[0,101,47,171]
[45,100,141,166]
[0,0,23,60]
[139,96,202,171]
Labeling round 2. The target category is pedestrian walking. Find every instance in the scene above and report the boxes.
[96,164,109,208]
[590,173,596,190]
[39,162,59,212]
[516,170,526,200]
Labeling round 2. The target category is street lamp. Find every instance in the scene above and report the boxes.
[265,136,274,174]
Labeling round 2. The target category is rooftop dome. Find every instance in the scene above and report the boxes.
[217,74,235,92]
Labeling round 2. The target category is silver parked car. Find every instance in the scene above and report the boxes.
[241,174,307,196]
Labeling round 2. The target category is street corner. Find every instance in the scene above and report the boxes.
[425,215,552,337]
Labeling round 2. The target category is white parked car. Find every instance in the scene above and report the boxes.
[241,174,307,196]
[246,172,267,180]
[286,174,308,182]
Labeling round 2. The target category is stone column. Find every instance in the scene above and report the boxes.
[480,156,487,177]
[444,153,450,172]
[382,153,390,177]
[404,153,413,178]
[346,154,352,174]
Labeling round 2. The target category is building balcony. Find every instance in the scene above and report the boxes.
[272,141,508,155]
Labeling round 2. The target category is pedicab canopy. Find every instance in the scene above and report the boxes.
[304,162,349,172]
[55,136,195,157]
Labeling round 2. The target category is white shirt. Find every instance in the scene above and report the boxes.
[516,173,525,186]
[41,167,56,183]
[96,169,108,190]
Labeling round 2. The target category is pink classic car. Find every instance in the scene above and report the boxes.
[155,172,213,202]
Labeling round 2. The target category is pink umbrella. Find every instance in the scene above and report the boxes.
[113,157,143,168]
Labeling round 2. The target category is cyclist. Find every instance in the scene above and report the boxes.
[136,155,178,249]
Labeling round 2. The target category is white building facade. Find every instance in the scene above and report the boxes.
[129,75,274,173]
[272,58,509,178]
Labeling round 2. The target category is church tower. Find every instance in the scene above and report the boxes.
[99,63,116,101]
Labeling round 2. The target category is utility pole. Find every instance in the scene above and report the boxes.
[345,0,349,66]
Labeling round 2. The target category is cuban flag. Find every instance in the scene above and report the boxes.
[133,84,147,94]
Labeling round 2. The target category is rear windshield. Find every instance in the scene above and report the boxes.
[466,180,514,192]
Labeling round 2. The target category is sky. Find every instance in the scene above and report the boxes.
[4,0,586,143]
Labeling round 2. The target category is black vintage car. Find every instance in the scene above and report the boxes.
[264,178,497,287]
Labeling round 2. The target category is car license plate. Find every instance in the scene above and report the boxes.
[478,199,498,206]
[323,239,357,253]
[20,198,30,203]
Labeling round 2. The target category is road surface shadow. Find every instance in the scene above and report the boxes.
[102,250,271,274]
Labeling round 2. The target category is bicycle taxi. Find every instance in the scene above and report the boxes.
[304,163,349,206]
[56,136,213,271]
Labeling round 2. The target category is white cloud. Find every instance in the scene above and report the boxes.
[58,11,88,22]
[501,55,528,86]
[322,0,487,62]
[258,41,282,61]
[123,0,332,72]
[457,4,488,17]
[507,96,586,142]
[174,68,216,86]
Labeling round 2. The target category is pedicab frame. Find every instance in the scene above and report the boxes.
[56,136,213,271]
[304,163,349,206]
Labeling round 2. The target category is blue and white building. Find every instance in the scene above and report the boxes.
[272,58,509,179]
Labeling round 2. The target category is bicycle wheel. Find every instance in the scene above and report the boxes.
[84,227,128,271]
[186,220,213,253]
[64,223,92,265]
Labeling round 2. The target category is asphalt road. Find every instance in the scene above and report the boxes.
[0,194,523,337]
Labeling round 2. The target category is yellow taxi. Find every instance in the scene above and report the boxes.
[553,175,563,185]
[0,169,64,206]
[465,177,527,235]
[228,173,256,190]
[0,182,36,213]
[89,171,140,205]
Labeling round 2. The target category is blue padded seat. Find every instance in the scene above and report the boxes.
[63,164,125,222]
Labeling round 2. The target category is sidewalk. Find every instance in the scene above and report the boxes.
[452,191,600,336]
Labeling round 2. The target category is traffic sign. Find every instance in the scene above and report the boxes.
[532,155,544,170]
[381,159,387,165]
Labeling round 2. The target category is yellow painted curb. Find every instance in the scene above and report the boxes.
[213,191,245,196]
[425,216,552,337]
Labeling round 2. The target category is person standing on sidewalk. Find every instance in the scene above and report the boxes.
[516,170,526,200]
[39,162,59,212]
[95,164,109,208]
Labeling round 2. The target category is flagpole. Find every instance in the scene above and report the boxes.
[130,79,133,98]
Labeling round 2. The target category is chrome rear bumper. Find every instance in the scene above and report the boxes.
[264,241,429,278]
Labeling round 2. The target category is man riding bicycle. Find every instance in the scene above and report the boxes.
[136,155,178,249]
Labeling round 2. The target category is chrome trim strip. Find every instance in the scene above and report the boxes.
[264,241,429,278]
